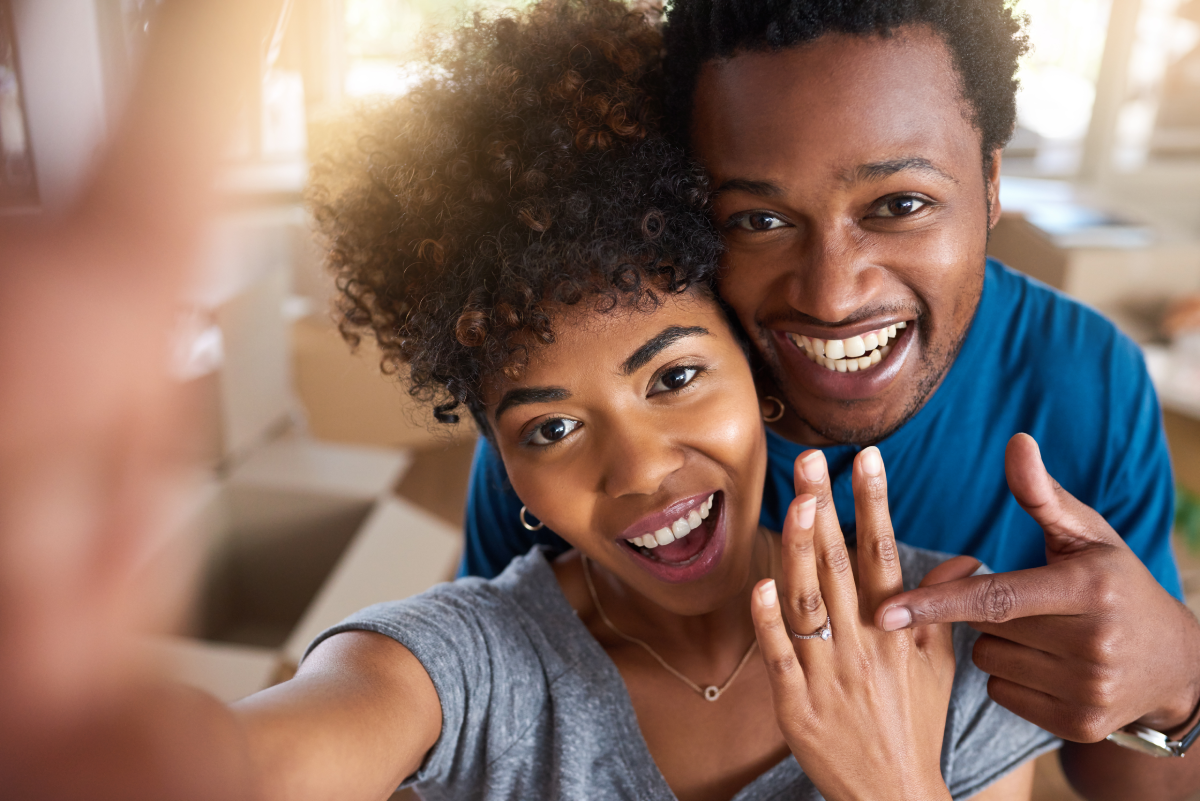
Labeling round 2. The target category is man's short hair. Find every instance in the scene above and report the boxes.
[662,0,1029,168]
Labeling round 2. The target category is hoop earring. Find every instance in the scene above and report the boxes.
[519,506,544,531]
[762,395,785,423]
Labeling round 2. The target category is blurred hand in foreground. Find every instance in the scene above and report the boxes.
[0,2,280,798]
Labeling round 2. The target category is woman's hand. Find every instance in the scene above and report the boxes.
[750,447,964,801]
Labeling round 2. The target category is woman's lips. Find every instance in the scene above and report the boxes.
[619,493,727,584]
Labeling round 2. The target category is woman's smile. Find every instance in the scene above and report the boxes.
[618,490,728,583]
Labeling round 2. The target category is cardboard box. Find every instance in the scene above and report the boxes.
[292,314,476,450]
[178,209,309,469]
[988,214,1200,341]
[283,497,462,665]
[151,438,419,700]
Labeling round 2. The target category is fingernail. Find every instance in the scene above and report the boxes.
[860,446,883,477]
[759,580,778,607]
[881,606,912,631]
[800,451,826,483]
[797,497,816,529]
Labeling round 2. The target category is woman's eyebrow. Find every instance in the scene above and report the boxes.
[495,386,572,422]
[621,325,711,375]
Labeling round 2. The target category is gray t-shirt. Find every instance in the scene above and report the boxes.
[307,545,1059,800]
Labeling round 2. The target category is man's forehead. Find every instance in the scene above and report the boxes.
[691,29,979,177]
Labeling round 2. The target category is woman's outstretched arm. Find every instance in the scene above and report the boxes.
[233,631,443,801]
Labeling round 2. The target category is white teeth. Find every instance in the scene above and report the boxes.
[633,494,716,552]
[789,323,909,374]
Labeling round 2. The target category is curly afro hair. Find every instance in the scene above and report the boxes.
[661,0,1029,171]
[307,0,721,438]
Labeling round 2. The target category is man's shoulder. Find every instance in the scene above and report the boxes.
[981,258,1146,389]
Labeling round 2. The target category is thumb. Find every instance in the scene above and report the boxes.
[1004,433,1121,557]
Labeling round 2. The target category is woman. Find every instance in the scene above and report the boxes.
[231,1,1057,799]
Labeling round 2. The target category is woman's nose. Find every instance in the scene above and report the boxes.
[597,422,683,499]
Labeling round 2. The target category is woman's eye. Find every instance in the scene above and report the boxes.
[527,417,580,446]
[871,196,928,218]
[729,211,788,231]
[650,366,700,395]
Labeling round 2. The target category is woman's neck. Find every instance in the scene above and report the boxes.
[560,529,778,667]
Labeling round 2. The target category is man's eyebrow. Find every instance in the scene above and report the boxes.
[714,178,784,198]
[845,157,958,185]
[621,325,711,376]
[495,386,571,422]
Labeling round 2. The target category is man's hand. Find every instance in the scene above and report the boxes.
[875,433,1200,744]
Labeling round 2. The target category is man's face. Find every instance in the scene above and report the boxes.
[691,27,1001,446]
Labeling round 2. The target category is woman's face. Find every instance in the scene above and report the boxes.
[486,289,768,615]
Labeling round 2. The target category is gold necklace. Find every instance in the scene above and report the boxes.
[580,532,772,702]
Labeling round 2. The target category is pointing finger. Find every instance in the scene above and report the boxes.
[875,563,1089,631]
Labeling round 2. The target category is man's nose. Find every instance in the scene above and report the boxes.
[785,221,880,324]
[597,421,683,499]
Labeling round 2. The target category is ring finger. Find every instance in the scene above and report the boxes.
[779,494,830,648]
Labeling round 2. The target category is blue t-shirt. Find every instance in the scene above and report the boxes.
[459,259,1183,600]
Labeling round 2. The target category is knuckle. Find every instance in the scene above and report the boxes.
[817,544,853,577]
[765,652,800,680]
[972,577,1018,623]
[1090,572,1122,615]
[864,532,899,566]
[1079,624,1121,665]
[812,491,836,512]
[794,588,825,616]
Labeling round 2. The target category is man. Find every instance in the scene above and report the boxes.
[461,0,1200,797]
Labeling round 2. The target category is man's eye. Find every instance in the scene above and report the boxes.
[730,211,788,231]
[871,196,928,218]
[527,417,580,446]
[650,366,700,395]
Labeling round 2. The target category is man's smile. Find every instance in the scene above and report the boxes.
[785,321,908,373]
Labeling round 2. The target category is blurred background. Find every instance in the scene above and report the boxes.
[1,2,1198,799]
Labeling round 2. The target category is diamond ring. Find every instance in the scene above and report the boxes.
[793,615,832,641]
